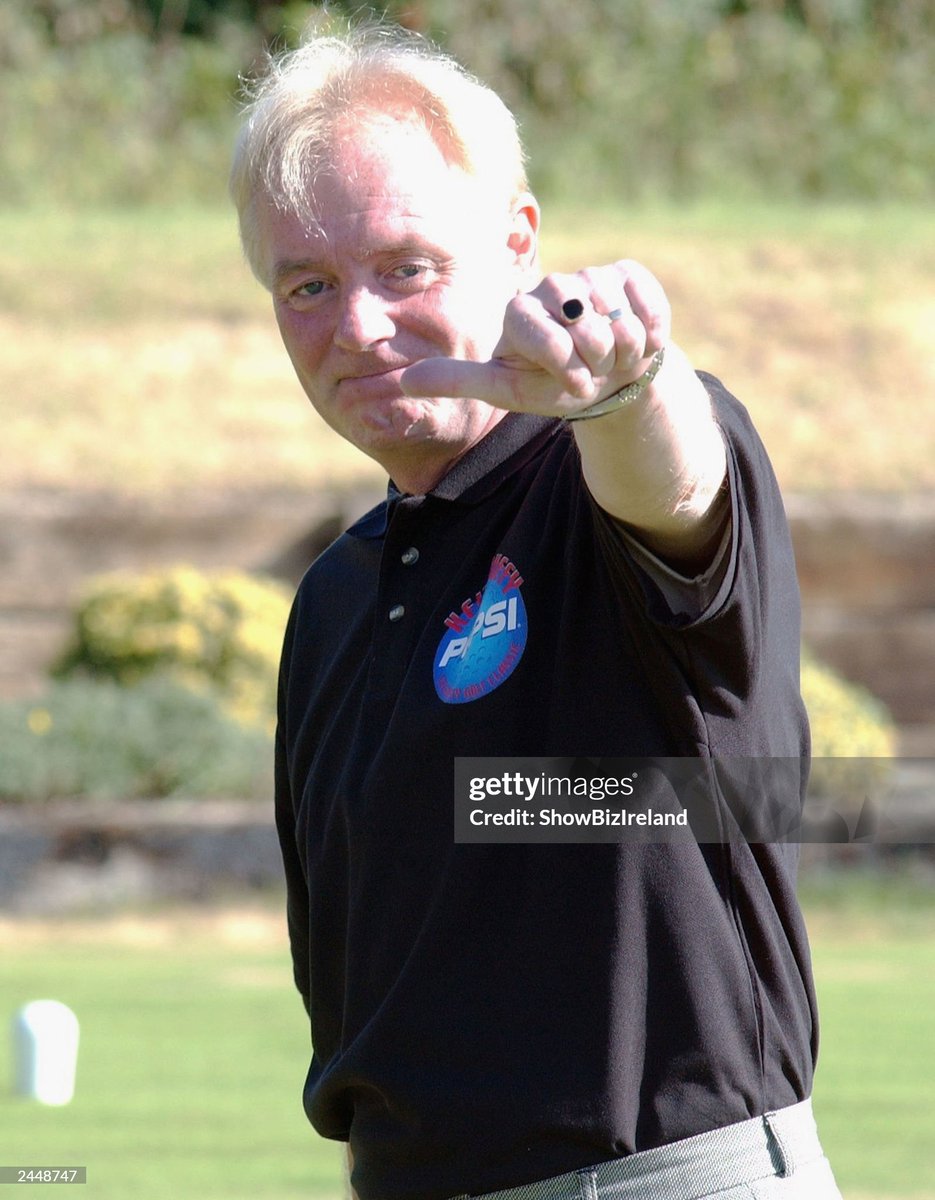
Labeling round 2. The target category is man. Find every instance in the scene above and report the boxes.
[230,21,842,1200]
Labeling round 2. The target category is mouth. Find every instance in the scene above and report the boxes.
[336,365,410,405]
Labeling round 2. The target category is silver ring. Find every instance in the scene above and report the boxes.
[605,307,625,323]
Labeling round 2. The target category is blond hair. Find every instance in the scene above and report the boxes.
[229,20,529,284]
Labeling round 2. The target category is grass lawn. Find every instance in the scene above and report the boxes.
[0,902,342,1200]
[1,201,933,496]
[798,867,935,1199]
[0,870,933,1199]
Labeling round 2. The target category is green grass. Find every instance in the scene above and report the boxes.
[812,936,935,1197]
[1,201,933,495]
[1,871,933,1199]
[0,902,344,1200]
[799,868,935,1197]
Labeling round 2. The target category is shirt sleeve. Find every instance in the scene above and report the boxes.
[611,513,733,621]
[275,604,313,1015]
[589,373,809,759]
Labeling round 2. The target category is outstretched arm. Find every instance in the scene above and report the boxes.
[401,259,728,572]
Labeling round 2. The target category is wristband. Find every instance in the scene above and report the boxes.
[563,346,666,422]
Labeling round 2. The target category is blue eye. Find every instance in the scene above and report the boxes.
[390,263,428,282]
[297,280,326,297]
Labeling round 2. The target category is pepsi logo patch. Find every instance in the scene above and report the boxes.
[433,554,527,704]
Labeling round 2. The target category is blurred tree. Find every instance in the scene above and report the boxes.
[1,0,931,205]
[141,0,283,38]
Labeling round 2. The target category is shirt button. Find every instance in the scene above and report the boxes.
[401,547,420,565]
[388,605,406,622]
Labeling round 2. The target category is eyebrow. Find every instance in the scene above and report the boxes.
[270,238,451,290]
[271,258,323,288]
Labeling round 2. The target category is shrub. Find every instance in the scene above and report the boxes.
[0,675,272,802]
[800,646,897,759]
[800,648,897,820]
[54,566,293,732]
[18,567,896,806]
[1,0,932,206]
[424,0,935,204]
[0,0,254,206]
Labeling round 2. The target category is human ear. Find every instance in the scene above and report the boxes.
[507,193,540,280]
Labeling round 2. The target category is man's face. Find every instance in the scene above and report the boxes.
[258,117,537,482]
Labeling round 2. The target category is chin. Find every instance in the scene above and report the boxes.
[354,396,462,445]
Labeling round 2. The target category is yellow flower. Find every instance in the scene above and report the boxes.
[27,707,53,736]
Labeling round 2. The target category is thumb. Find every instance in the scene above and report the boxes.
[400,356,504,402]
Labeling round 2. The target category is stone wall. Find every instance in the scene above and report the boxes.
[0,798,282,914]
[0,484,380,701]
[2,488,934,913]
[2,485,933,746]
[786,492,935,751]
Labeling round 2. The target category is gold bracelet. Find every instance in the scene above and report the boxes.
[563,346,666,422]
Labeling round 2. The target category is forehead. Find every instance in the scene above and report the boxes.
[259,118,502,276]
[327,113,469,193]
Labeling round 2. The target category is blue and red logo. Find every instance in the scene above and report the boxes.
[433,554,528,704]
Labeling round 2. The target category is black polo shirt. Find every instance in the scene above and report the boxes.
[275,376,816,1200]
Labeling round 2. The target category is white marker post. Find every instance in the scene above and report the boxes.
[12,1000,80,1105]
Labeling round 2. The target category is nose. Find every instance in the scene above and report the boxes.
[333,285,396,351]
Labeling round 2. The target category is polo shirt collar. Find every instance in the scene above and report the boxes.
[348,412,560,540]
[428,411,559,503]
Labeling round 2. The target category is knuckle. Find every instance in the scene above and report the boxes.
[565,370,594,401]
[538,271,579,302]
